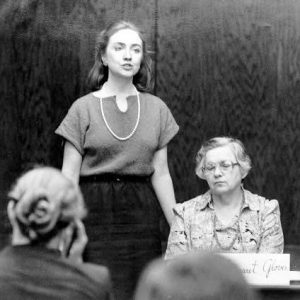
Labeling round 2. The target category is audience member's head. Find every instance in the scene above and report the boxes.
[2,166,112,300]
[7,166,87,255]
[134,251,259,300]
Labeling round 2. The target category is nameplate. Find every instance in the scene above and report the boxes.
[221,253,290,286]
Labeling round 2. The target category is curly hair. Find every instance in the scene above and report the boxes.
[195,136,252,179]
[8,167,86,242]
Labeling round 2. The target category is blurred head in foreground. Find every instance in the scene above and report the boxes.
[7,166,86,254]
[134,251,259,300]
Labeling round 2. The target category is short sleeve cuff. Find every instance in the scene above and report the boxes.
[55,125,84,155]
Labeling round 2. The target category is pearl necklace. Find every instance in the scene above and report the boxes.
[213,194,244,251]
[100,87,140,141]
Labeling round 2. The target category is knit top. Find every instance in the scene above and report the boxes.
[55,92,179,176]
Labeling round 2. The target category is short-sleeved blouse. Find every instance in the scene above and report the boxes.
[165,189,284,259]
[55,92,179,176]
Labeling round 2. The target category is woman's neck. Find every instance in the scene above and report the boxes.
[212,187,244,225]
[102,76,136,96]
[212,187,243,209]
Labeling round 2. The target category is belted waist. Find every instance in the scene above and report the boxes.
[80,173,151,183]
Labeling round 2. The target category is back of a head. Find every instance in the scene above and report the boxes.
[135,252,259,300]
[2,167,112,300]
[8,166,86,242]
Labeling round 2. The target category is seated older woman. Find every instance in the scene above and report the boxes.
[0,166,113,300]
[165,137,283,259]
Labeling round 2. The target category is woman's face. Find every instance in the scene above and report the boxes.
[103,28,143,80]
[203,145,244,195]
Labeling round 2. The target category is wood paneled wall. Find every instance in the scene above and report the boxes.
[0,0,299,247]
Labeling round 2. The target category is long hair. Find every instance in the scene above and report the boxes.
[87,20,154,92]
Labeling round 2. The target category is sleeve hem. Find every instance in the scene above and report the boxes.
[55,129,84,156]
[158,124,179,149]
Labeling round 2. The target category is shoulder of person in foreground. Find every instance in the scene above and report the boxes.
[80,262,112,286]
[76,262,114,299]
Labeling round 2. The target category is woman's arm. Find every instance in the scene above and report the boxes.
[66,220,88,264]
[62,141,83,184]
[151,146,176,226]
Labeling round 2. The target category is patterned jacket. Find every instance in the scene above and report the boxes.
[165,189,284,259]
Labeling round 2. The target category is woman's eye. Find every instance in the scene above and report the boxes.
[206,165,215,171]
[133,48,141,53]
[221,163,231,168]
[114,46,122,51]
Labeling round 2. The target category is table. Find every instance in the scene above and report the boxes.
[248,246,300,300]
[255,285,300,300]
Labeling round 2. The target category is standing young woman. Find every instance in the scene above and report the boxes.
[55,21,179,299]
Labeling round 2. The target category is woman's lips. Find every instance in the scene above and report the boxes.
[122,64,133,70]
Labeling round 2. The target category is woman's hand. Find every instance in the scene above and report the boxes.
[65,219,88,263]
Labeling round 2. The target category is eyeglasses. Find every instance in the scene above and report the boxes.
[202,161,239,175]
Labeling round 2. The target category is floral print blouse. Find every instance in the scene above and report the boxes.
[165,189,284,259]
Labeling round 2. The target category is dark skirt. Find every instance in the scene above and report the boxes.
[80,174,163,300]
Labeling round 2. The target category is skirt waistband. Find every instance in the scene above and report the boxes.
[80,173,151,183]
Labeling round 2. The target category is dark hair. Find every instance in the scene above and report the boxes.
[87,20,153,92]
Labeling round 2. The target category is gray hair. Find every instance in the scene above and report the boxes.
[195,137,252,179]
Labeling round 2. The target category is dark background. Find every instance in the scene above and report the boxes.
[0,0,299,250]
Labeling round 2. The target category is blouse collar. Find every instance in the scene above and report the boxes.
[196,188,260,211]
